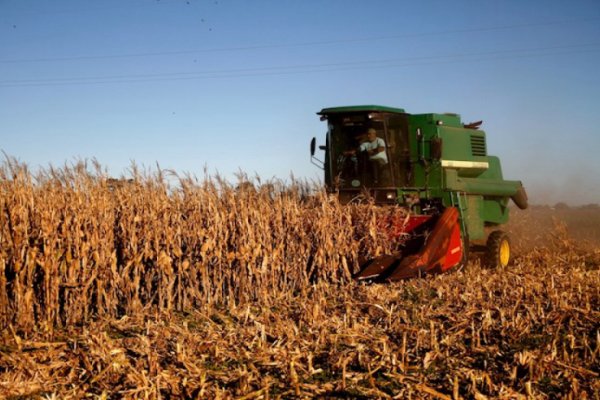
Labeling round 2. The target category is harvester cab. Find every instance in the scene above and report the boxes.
[310,105,528,280]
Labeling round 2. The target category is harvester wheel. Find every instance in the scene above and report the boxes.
[485,230,511,268]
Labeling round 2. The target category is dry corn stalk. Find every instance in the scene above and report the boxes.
[0,160,401,332]
[0,159,598,399]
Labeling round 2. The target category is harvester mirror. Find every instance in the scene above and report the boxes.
[431,137,443,160]
[310,137,324,169]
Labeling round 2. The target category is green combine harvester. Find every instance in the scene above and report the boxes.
[310,105,528,280]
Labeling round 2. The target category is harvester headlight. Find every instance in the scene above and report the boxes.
[386,192,396,200]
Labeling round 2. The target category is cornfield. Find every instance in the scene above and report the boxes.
[0,159,598,399]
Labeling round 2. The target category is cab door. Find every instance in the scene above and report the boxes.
[386,115,411,187]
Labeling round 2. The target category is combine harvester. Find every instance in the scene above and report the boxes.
[310,105,528,280]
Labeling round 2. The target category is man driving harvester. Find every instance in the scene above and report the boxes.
[345,128,389,185]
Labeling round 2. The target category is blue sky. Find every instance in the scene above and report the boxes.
[1,0,599,204]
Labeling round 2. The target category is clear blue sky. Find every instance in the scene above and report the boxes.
[1,0,599,205]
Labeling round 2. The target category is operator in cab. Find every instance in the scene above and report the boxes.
[359,128,388,165]
[344,128,389,185]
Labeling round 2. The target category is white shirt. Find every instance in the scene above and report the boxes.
[359,137,388,164]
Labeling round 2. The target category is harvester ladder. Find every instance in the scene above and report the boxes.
[450,191,468,239]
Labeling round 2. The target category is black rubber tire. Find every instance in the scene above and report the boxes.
[485,230,511,268]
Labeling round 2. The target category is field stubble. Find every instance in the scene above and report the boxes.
[0,161,598,399]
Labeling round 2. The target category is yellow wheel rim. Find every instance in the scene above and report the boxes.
[499,239,510,267]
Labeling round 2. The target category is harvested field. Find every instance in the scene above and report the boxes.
[0,160,599,399]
